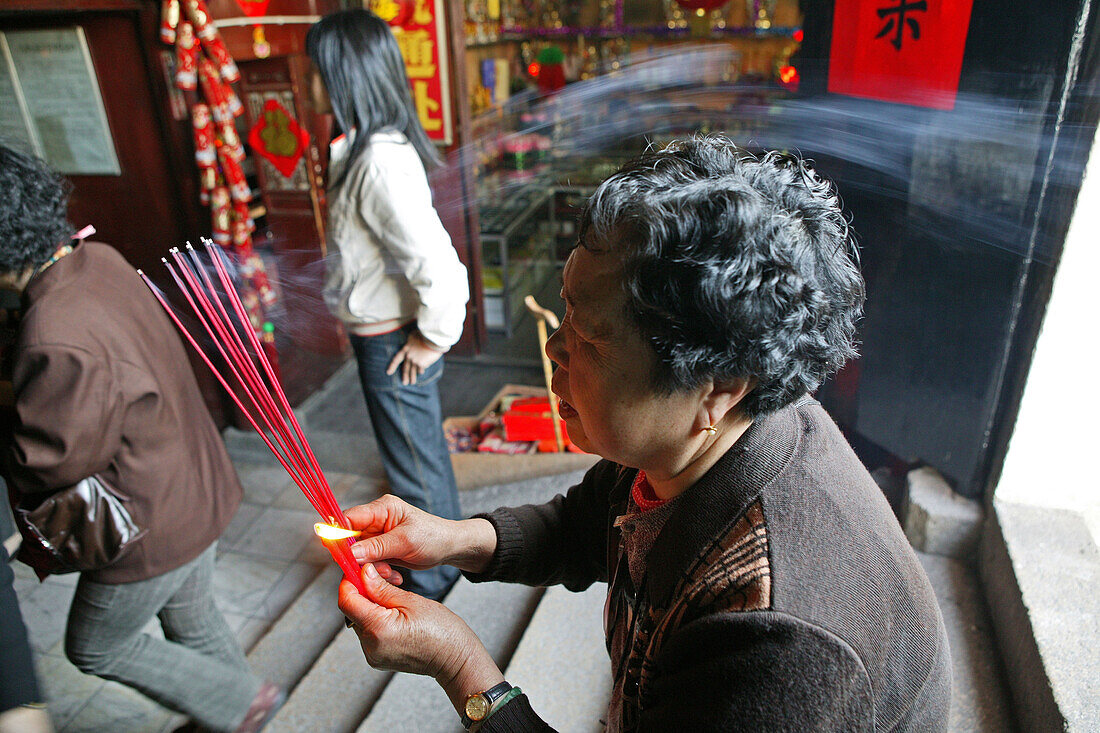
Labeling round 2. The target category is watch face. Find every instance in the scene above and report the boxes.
[465,694,491,721]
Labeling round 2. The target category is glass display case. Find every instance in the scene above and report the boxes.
[478,184,557,335]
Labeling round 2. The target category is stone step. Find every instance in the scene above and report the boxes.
[250,555,392,732]
[246,565,347,693]
[458,469,591,518]
[265,625,392,733]
[916,553,1016,732]
[357,578,545,732]
[501,583,612,732]
[237,471,589,731]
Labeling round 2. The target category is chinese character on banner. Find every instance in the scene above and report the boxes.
[828,0,974,110]
[372,0,453,145]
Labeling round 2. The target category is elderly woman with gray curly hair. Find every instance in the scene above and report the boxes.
[333,136,952,732]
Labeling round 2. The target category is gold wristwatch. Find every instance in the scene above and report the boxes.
[462,681,513,729]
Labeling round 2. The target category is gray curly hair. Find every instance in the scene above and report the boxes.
[578,136,865,418]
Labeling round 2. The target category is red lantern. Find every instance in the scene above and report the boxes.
[674,0,729,11]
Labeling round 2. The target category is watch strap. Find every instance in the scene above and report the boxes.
[461,681,513,729]
[480,687,523,730]
[467,688,523,733]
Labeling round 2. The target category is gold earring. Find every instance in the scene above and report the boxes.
[702,424,718,435]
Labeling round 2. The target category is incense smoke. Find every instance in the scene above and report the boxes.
[255,43,1092,351]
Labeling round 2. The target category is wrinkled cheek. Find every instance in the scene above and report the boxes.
[571,405,618,456]
[564,384,598,447]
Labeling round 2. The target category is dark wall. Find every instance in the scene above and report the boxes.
[797,0,1098,496]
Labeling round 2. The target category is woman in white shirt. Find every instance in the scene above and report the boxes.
[306,9,468,600]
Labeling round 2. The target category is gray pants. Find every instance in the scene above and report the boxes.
[64,544,261,732]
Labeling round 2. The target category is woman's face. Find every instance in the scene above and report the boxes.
[307,61,332,115]
[546,246,704,472]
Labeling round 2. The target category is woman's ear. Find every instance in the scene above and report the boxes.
[701,377,755,428]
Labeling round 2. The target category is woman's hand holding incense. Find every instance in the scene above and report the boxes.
[347,495,497,574]
[339,565,504,715]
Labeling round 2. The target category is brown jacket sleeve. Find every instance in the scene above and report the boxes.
[636,612,875,732]
[462,459,623,592]
[5,344,124,495]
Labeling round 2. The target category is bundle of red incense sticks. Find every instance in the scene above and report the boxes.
[139,240,366,593]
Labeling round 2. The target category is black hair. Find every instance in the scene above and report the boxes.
[306,8,442,185]
[579,136,865,418]
[0,142,75,275]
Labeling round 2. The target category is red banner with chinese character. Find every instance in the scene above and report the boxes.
[373,0,453,145]
[828,0,974,110]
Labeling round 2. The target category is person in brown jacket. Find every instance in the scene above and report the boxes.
[0,144,283,732]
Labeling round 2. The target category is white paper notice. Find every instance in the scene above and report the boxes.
[0,36,36,156]
[3,27,120,175]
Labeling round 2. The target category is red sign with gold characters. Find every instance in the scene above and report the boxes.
[248,98,310,178]
[371,0,453,145]
[828,0,974,110]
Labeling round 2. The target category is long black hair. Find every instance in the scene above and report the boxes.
[306,9,442,185]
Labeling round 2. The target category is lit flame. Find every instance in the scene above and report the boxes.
[313,523,360,541]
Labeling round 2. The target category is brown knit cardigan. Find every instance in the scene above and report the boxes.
[466,397,952,732]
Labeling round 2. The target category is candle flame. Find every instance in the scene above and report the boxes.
[313,523,360,541]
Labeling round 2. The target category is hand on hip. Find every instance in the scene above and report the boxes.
[386,331,443,385]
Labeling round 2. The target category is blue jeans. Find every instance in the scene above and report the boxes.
[350,327,461,600]
[64,544,261,732]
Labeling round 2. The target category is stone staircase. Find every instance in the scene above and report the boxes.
[217,358,1017,732]
[231,473,1015,733]
[233,467,612,733]
[255,575,609,733]
[8,366,1019,732]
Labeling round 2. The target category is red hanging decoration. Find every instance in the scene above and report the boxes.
[159,0,278,346]
[247,99,310,178]
[234,0,271,17]
[160,0,180,43]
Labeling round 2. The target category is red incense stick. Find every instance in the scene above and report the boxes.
[139,242,363,592]
[156,255,329,517]
[167,249,328,512]
[202,243,340,519]
[180,244,338,519]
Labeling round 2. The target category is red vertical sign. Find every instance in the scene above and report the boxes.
[373,0,454,145]
[828,0,974,110]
